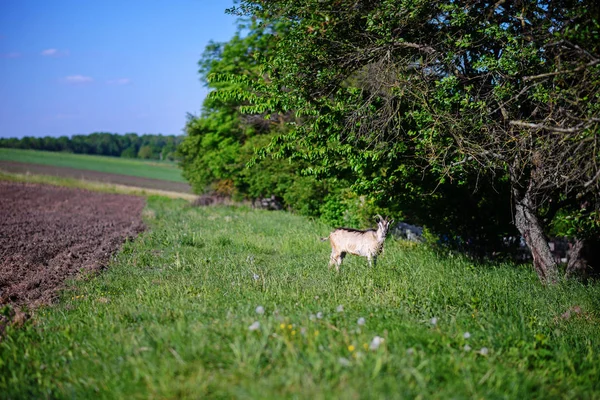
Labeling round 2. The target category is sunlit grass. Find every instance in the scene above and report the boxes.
[1,197,599,398]
[0,171,197,200]
[0,148,186,183]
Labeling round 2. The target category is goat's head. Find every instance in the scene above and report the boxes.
[375,215,394,237]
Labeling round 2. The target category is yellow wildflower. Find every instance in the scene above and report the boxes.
[348,345,355,352]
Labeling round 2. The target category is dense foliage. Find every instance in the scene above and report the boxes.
[179,21,373,226]
[203,0,600,281]
[0,133,182,161]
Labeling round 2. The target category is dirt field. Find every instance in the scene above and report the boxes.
[0,181,145,309]
[0,161,192,193]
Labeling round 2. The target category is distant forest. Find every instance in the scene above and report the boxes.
[0,132,183,161]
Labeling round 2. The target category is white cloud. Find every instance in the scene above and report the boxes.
[41,48,69,57]
[41,48,57,56]
[1,52,22,59]
[63,75,93,84]
[106,78,132,85]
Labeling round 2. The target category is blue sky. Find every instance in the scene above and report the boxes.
[0,1,239,138]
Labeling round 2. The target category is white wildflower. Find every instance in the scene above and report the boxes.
[248,321,260,331]
[430,317,438,326]
[463,332,471,339]
[464,344,472,352]
[369,336,384,350]
[357,317,366,326]
[336,305,344,313]
[252,273,259,281]
[338,357,351,367]
[479,347,489,355]
[316,312,323,319]
[315,295,319,300]
[406,348,415,355]
[309,314,316,321]
[255,306,265,315]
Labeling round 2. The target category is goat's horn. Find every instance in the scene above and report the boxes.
[375,214,383,221]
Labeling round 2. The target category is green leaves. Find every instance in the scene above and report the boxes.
[182,1,600,262]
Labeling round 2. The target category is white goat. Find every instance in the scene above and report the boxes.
[321,215,393,272]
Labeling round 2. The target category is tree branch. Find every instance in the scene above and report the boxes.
[509,120,588,133]
[584,169,600,188]
[392,41,436,54]
[523,60,600,81]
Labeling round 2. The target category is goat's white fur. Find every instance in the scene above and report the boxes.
[321,215,392,272]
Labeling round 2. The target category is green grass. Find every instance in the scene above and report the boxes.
[0,171,197,200]
[0,148,187,183]
[1,197,599,399]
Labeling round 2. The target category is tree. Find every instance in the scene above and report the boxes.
[179,19,344,216]
[137,145,153,159]
[227,0,600,282]
[0,133,183,160]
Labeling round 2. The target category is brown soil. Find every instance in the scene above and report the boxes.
[0,181,145,310]
[0,160,192,193]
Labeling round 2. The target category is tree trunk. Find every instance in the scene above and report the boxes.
[513,190,559,284]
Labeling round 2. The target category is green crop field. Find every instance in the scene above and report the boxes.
[0,148,187,183]
[1,195,599,399]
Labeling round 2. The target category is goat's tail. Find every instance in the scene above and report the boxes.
[319,235,330,242]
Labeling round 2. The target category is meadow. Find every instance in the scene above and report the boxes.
[0,148,186,183]
[1,195,599,399]
[0,170,196,201]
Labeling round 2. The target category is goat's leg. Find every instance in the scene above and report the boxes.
[329,251,338,270]
[335,252,346,272]
[367,254,377,268]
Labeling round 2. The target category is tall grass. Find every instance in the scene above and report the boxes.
[0,148,186,183]
[1,197,598,399]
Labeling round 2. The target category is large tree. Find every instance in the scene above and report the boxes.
[225,0,600,282]
[179,19,349,220]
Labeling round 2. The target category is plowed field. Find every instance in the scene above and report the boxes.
[0,181,145,308]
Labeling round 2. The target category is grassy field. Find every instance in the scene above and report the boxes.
[1,196,599,398]
[0,170,197,200]
[0,148,187,183]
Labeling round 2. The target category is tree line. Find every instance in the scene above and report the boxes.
[0,132,183,161]
[180,0,600,283]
